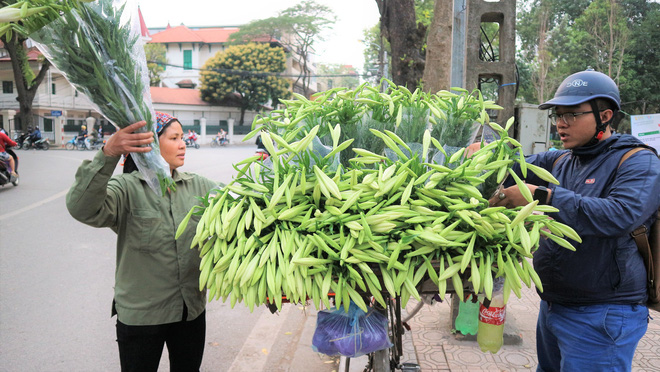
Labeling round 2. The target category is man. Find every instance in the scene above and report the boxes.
[88,126,99,146]
[0,130,18,180]
[489,69,660,371]
[78,125,89,149]
[29,126,42,143]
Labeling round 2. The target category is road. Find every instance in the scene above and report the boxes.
[0,146,338,372]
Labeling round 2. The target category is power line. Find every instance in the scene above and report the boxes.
[148,61,364,78]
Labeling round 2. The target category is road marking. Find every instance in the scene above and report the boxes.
[0,189,68,221]
[227,305,292,372]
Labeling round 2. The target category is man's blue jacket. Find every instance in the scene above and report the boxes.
[507,134,660,305]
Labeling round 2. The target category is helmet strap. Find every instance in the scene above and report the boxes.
[587,100,608,145]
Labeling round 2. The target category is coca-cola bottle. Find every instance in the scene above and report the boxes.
[477,277,506,353]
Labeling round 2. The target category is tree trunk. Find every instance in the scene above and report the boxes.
[239,106,246,126]
[376,0,426,88]
[422,0,453,93]
[1,33,50,132]
[533,5,550,104]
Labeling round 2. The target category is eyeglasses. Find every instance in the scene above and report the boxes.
[548,111,594,126]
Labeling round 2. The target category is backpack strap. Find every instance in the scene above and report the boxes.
[632,222,654,290]
[620,147,658,302]
[552,152,570,170]
[618,147,648,168]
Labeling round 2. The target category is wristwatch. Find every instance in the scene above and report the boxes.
[534,186,549,205]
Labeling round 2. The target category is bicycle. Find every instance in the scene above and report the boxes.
[343,268,469,372]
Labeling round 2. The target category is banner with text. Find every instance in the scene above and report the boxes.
[631,114,660,154]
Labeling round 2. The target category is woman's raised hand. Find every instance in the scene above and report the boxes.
[103,121,154,157]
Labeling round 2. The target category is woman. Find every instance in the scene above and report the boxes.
[66,112,217,371]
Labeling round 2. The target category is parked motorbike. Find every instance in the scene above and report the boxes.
[210,136,228,147]
[23,137,50,150]
[0,147,19,187]
[185,138,200,149]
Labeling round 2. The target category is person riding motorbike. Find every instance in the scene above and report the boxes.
[88,126,102,148]
[185,129,199,147]
[78,125,90,149]
[29,126,42,144]
[255,132,270,160]
[0,131,18,181]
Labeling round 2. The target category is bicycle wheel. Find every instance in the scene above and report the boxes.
[371,349,391,372]
[210,140,218,148]
[367,297,401,372]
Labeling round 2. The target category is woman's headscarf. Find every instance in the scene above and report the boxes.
[155,111,177,136]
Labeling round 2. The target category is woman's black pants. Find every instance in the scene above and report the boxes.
[116,310,206,372]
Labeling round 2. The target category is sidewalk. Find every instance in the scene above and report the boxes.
[342,284,660,371]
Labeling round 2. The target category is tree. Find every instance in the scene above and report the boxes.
[567,0,631,84]
[144,43,166,87]
[515,0,660,134]
[228,0,336,98]
[621,2,660,115]
[316,63,360,90]
[199,43,290,125]
[517,0,576,104]
[375,0,426,89]
[0,0,78,131]
[422,0,451,93]
[361,25,390,86]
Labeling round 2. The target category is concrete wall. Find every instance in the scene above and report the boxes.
[464,0,516,128]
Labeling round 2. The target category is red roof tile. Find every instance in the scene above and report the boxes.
[149,25,205,43]
[0,47,42,61]
[193,28,240,43]
[150,87,209,106]
[149,25,240,44]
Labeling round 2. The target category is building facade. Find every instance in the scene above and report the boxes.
[0,8,317,146]
[147,23,318,97]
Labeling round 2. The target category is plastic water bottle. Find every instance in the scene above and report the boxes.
[477,278,506,353]
[455,294,479,335]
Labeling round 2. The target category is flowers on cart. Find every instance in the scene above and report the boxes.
[30,0,173,195]
[177,83,581,316]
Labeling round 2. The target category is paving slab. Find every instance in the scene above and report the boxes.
[337,282,660,372]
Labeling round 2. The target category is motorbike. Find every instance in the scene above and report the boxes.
[256,149,270,160]
[0,147,19,187]
[70,136,103,151]
[88,137,105,150]
[210,136,228,147]
[65,136,90,150]
[13,132,29,150]
[23,137,50,150]
[65,136,79,150]
[185,137,200,149]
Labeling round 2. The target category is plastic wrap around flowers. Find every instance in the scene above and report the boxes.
[30,0,173,195]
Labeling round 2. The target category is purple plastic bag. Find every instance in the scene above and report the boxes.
[312,302,392,358]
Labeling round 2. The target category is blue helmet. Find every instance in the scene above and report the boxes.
[538,68,621,110]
